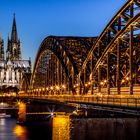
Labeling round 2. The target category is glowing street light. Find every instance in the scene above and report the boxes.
[126,77,129,81]
[56,86,60,90]
[62,85,66,89]
[121,79,125,83]
[100,82,104,85]
[88,82,91,85]
[50,86,53,90]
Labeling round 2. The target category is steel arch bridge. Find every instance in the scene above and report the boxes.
[20,36,96,95]
[20,0,140,97]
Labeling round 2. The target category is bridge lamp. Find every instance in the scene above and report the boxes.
[51,112,54,116]
[121,79,125,83]
[62,85,66,89]
[0,102,4,106]
[85,84,88,87]
[56,86,60,90]
[126,77,129,81]
[88,82,91,85]
[100,82,104,85]
[17,101,21,105]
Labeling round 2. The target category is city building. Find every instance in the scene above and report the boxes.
[0,15,31,93]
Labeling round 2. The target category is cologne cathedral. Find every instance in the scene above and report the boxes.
[0,15,31,93]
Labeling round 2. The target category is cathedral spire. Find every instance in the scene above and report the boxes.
[11,13,18,42]
[6,14,22,60]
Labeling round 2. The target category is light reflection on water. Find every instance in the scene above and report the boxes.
[13,125,28,140]
[53,115,70,140]
[0,116,140,140]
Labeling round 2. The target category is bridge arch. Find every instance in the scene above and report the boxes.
[28,36,95,95]
[78,0,140,95]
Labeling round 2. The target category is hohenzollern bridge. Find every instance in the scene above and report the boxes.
[18,0,140,109]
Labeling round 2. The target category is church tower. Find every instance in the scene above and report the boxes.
[6,14,22,60]
[0,34,4,60]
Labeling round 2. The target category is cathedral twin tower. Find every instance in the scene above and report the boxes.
[0,15,21,61]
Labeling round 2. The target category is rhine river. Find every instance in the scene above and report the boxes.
[0,117,140,140]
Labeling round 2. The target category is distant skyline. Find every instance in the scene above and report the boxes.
[0,0,127,65]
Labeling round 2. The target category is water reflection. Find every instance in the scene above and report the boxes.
[0,117,140,140]
[53,115,70,140]
[52,116,140,140]
[13,124,28,140]
[71,118,140,140]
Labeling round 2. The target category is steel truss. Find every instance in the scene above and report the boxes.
[23,36,95,95]
[78,0,140,95]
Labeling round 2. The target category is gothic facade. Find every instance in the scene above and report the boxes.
[0,15,31,92]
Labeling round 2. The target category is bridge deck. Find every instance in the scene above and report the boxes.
[17,95,140,116]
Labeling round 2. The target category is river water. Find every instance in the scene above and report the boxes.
[0,116,140,140]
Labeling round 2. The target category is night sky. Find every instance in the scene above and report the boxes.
[0,0,127,64]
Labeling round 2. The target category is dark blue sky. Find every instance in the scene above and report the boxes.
[0,0,126,64]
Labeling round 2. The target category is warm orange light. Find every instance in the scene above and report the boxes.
[100,82,104,85]
[121,79,125,83]
[62,85,66,88]
[13,125,28,138]
[53,116,70,140]
[56,86,60,90]
[0,102,4,105]
[126,77,129,80]
[88,82,91,85]
[17,102,21,105]
[85,84,88,87]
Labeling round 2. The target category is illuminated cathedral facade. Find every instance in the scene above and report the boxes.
[0,15,31,92]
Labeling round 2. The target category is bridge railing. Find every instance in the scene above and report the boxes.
[19,94,140,109]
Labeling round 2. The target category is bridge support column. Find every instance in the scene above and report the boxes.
[107,52,110,95]
[91,55,94,95]
[18,102,26,123]
[117,38,121,95]
[98,65,101,93]
[78,74,82,95]
[130,25,133,95]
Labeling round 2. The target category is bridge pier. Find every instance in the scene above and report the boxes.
[18,102,26,123]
